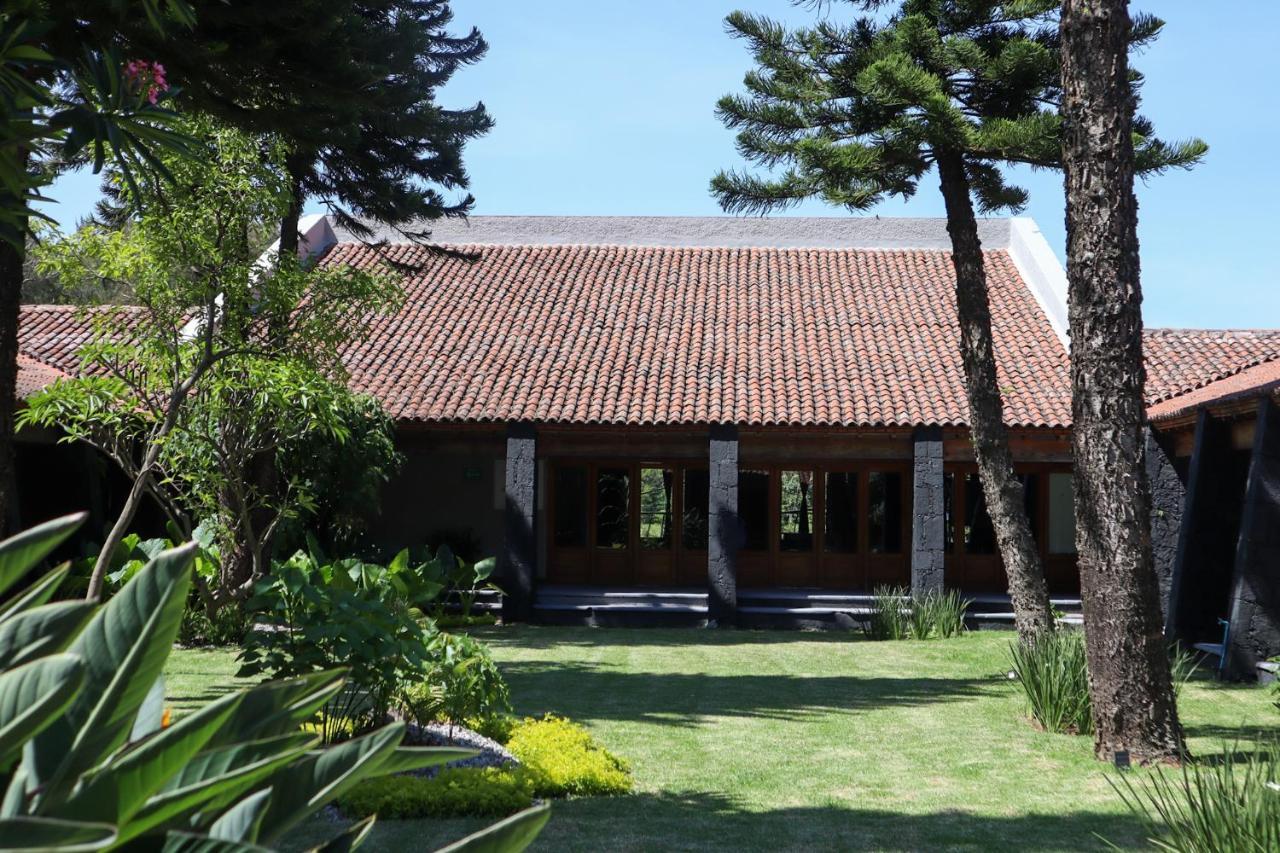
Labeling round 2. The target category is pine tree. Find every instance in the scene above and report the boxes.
[1060,0,1188,764]
[712,0,1202,644]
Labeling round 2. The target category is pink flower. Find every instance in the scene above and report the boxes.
[123,59,170,105]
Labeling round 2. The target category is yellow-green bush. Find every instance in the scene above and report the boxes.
[337,767,535,819]
[507,715,632,797]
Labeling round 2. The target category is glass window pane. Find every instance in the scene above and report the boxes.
[868,471,903,554]
[780,471,815,552]
[640,467,673,549]
[740,469,770,551]
[596,467,630,549]
[682,468,709,550]
[824,471,857,553]
[553,466,587,548]
[1048,472,1076,555]
[944,472,955,554]
[964,473,997,555]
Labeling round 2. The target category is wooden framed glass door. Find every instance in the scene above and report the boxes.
[637,466,676,584]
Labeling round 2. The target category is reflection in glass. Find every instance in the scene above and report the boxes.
[964,473,996,555]
[640,467,673,549]
[824,471,858,553]
[596,467,630,549]
[682,468,709,550]
[780,471,815,552]
[868,471,903,553]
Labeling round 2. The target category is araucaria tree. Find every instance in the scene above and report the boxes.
[713,0,1201,644]
[1060,0,1193,763]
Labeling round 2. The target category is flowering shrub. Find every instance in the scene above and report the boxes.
[123,59,169,104]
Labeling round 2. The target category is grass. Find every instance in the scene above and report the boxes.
[164,628,1280,852]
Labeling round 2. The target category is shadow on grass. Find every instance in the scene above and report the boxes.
[326,790,1149,853]
[499,660,998,726]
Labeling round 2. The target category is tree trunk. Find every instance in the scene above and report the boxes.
[1060,0,1184,764]
[935,149,1053,644]
[0,233,21,536]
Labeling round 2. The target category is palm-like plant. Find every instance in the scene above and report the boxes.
[0,513,548,851]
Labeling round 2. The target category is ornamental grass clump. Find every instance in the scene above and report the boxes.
[1109,740,1280,852]
[865,585,909,640]
[909,589,969,640]
[1007,629,1092,735]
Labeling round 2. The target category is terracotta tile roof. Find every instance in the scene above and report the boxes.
[1147,359,1280,423]
[322,241,1072,428]
[15,354,67,399]
[17,305,104,376]
[1143,329,1280,405]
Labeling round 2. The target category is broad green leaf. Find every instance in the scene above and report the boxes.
[0,600,95,668]
[134,733,314,836]
[256,724,404,844]
[0,816,115,851]
[207,669,346,748]
[472,557,496,582]
[208,787,272,843]
[0,654,84,769]
[161,832,272,853]
[306,815,375,853]
[131,675,167,741]
[0,563,70,622]
[52,690,243,835]
[28,544,194,806]
[436,804,551,853]
[372,747,476,777]
[0,513,84,599]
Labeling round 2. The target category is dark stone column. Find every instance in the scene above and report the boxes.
[1166,411,1233,641]
[1145,428,1186,626]
[708,424,739,624]
[1225,399,1280,679]
[911,426,946,595]
[501,423,537,623]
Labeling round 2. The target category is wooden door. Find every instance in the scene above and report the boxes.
[636,465,676,585]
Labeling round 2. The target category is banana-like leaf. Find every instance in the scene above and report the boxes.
[0,600,96,669]
[131,676,167,741]
[27,544,194,805]
[208,787,272,843]
[52,690,243,834]
[0,513,84,599]
[0,816,116,850]
[132,733,315,837]
[436,804,551,853]
[372,747,476,777]
[161,832,272,853]
[0,654,84,770]
[256,724,404,845]
[0,563,71,623]
[306,815,375,853]
[206,670,347,749]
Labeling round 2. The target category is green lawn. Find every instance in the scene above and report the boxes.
[165,628,1279,852]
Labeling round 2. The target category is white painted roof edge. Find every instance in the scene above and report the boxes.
[179,214,336,342]
[1005,217,1069,347]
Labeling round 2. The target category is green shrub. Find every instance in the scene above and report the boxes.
[402,631,512,729]
[865,585,909,640]
[0,514,549,852]
[338,767,536,820]
[1007,629,1092,735]
[908,588,968,639]
[472,712,519,744]
[1110,740,1280,852]
[178,602,249,646]
[507,716,633,797]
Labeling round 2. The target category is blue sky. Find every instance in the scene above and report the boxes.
[44,1,1278,328]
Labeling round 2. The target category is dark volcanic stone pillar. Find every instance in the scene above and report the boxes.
[911,426,947,595]
[501,423,537,623]
[708,424,739,624]
[1145,428,1186,626]
[1225,399,1280,679]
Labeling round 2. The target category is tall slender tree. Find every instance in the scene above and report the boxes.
[1060,0,1187,763]
[712,0,1201,643]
